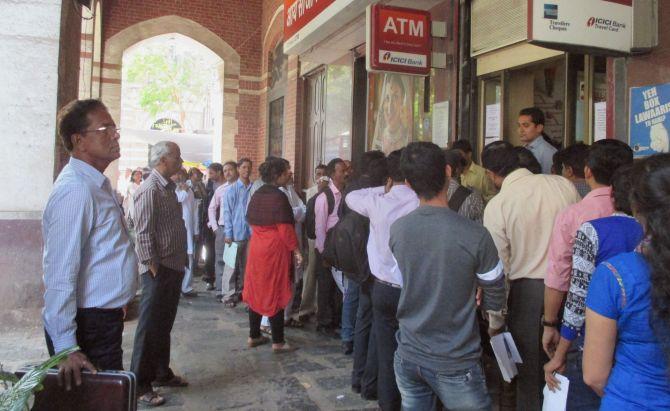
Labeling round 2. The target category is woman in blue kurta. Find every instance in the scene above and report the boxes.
[583,153,670,410]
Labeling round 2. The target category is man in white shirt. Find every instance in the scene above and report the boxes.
[173,168,198,297]
[208,160,237,302]
[43,99,137,389]
[345,149,419,410]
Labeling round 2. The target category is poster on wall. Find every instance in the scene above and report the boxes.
[432,101,449,148]
[369,73,414,154]
[629,83,670,157]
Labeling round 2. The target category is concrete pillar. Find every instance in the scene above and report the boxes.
[0,0,82,328]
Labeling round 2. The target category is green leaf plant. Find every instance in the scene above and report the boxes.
[0,346,79,411]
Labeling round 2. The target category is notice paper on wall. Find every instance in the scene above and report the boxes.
[594,101,607,141]
[485,103,501,138]
[432,101,450,148]
[490,332,522,383]
[542,373,570,411]
[223,242,238,268]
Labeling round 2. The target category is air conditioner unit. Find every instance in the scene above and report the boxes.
[631,0,658,53]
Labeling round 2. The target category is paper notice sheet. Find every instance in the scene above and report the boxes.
[542,373,570,411]
[490,332,523,383]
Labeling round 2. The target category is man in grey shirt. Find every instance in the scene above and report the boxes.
[390,142,506,410]
[518,107,557,174]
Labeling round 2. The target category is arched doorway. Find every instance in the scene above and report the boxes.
[101,15,241,188]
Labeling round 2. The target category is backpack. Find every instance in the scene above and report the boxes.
[304,187,335,240]
[321,209,371,284]
[449,185,471,213]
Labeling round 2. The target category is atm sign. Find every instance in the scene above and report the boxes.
[367,4,431,75]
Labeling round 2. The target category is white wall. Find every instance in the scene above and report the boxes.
[0,0,62,218]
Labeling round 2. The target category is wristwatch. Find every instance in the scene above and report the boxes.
[541,315,559,327]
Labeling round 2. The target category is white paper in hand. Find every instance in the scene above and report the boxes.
[542,373,569,411]
[490,332,523,383]
[223,242,238,268]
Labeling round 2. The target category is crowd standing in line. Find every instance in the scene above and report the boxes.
[42,99,670,409]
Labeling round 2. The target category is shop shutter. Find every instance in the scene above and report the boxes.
[471,0,528,56]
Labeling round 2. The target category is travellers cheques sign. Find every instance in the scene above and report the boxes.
[366,4,431,76]
[528,0,633,54]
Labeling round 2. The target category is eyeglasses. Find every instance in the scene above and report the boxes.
[82,125,121,135]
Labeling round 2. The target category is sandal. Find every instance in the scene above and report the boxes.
[260,325,272,335]
[223,298,237,308]
[138,391,165,407]
[153,375,188,387]
[284,318,304,328]
[248,335,270,348]
[272,343,298,354]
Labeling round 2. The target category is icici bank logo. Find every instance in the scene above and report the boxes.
[587,17,595,27]
[383,52,391,61]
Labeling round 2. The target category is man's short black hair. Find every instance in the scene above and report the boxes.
[326,158,345,177]
[451,139,473,154]
[513,146,542,174]
[237,157,252,168]
[387,149,404,183]
[356,150,386,177]
[481,141,519,177]
[443,149,468,179]
[587,139,633,185]
[208,162,223,173]
[57,99,107,152]
[611,163,635,214]
[552,149,564,175]
[519,107,545,126]
[561,143,589,178]
[400,142,445,200]
[222,160,237,169]
[315,163,326,171]
[366,152,389,186]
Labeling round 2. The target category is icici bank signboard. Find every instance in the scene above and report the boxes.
[366,5,431,76]
[529,0,633,54]
[284,0,336,44]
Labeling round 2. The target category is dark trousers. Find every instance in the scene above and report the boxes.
[372,279,402,411]
[130,265,184,395]
[316,250,338,328]
[249,309,285,344]
[233,240,249,297]
[352,277,378,397]
[46,308,124,371]
[203,230,216,282]
[507,278,546,411]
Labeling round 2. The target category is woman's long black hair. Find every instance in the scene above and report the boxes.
[631,153,670,360]
[259,156,289,185]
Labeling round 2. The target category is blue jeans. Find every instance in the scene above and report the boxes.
[341,276,359,342]
[394,352,492,411]
[565,337,600,411]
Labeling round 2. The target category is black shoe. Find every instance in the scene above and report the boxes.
[181,291,198,298]
[341,341,354,355]
[351,384,361,394]
[316,325,340,339]
[361,391,378,401]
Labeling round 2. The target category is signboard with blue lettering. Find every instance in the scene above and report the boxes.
[629,83,670,157]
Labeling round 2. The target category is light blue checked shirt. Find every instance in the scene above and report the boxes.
[223,179,252,241]
[42,157,138,354]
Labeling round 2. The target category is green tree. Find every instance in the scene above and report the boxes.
[125,46,210,129]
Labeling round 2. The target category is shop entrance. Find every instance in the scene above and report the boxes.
[478,53,607,151]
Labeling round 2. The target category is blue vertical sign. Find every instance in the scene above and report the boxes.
[629,83,670,157]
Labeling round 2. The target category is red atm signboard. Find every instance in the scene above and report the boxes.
[366,4,431,76]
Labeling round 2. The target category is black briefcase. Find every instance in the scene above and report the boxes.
[15,368,137,411]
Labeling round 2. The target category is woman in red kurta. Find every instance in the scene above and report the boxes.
[244,157,303,352]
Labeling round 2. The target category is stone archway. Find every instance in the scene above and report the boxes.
[101,15,241,182]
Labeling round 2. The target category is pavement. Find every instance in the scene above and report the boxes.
[0,280,506,410]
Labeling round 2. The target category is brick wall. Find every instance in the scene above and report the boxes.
[102,0,264,167]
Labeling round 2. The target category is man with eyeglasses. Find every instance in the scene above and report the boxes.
[43,99,137,390]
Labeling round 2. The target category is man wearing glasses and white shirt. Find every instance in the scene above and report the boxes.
[43,99,137,390]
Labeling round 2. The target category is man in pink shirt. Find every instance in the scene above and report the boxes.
[543,140,633,357]
[208,161,237,301]
[314,158,348,337]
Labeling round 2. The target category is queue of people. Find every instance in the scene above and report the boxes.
[41,98,670,410]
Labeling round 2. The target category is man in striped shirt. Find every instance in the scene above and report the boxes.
[43,99,137,390]
[130,141,188,406]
